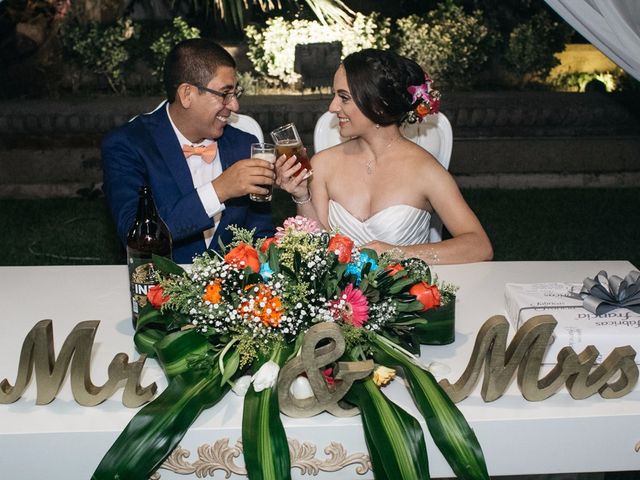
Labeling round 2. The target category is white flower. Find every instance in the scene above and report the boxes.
[232,375,252,396]
[252,361,280,392]
[289,376,314,400]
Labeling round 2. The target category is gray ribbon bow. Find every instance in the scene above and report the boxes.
[580,270,640,315]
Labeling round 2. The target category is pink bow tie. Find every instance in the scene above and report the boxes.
[182,143,217,164]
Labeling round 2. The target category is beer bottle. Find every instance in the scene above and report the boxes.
[126,186,172,329]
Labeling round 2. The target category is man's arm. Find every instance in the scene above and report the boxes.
[102,126,213,245]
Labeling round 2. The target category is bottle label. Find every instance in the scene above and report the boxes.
[128,255,158,320]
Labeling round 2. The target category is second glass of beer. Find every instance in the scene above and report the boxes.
[270,123,312,179]
[249,143,276,202]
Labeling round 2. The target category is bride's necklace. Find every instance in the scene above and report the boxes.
[366,135,403,175]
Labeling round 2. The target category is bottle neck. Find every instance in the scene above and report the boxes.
[136,188,158,222]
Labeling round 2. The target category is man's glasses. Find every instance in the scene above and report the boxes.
[191,83,244,105]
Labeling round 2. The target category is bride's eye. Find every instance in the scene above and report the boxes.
[339,94,351,103]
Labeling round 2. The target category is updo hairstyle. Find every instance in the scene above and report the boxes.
[342,49,425,126]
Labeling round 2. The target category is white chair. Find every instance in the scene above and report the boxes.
[313,111,453,242]
[228,112,264,142]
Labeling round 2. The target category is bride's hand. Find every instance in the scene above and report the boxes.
[275,154,309,198]
[362,240,394,255]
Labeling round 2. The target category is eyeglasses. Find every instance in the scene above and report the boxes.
[191,83,244,104]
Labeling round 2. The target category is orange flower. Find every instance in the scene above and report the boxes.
[224,243,260,273]
[385,263,405,276]
[238,284,284,327]
[203,279,222,303]
[409,281,441,311]
[147,284,170,309]
[416,103,430,118]
[328,234,354,263]
[260,236,278,253]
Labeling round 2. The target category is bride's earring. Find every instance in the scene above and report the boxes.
[375,124,380,129]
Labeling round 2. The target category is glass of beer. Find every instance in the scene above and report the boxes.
[249,143,276,202]
[270,123,312,179]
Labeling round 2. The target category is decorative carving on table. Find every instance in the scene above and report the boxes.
[0,319,156,407]
[278,322,374,417]
[153,438,371,478]
[439,315,639,402]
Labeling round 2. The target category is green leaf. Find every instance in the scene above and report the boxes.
[93,368,229,480]
[344,379,430,480]
[372,336,489,480]
[133,328,165,357]
[242,346,293,480]
[152,254,185,275]
[389,277,417,294]
[154,329,210,378]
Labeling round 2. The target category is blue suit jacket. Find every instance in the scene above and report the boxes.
[102,104,274,264]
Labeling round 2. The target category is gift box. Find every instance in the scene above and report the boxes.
[505,282,640,364]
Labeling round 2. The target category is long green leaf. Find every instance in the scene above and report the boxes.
[372,336,489,480]
[242,346,293,480]
[154,329,210,378]
[92,368,229,479]
[345,379,430,480]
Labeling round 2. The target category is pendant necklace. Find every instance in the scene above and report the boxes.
[366,135,403,175]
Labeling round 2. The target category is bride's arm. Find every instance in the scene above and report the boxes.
[274,152,330,229]
[365,165,493,265]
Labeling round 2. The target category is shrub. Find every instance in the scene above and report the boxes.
[149,17,201,80]
[504,11,571,84]
[395,2,492,90]
[60,18,139,93]
[244,13,390,86]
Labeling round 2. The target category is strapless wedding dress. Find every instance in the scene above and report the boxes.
[328,200,431,246]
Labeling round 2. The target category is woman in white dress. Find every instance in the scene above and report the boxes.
[275,49,492,265]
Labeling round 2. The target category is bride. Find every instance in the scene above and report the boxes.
[275,49,492,265]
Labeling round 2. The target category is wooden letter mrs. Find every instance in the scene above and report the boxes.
[440,315,639,402]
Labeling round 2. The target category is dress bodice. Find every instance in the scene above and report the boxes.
[328,200,432,247]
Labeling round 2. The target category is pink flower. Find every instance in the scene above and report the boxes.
[330,284,369,327]
[275,215,321,239]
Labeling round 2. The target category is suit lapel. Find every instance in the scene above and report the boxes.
[145,103,194,197]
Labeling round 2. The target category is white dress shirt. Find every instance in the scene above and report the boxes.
[166,104,224,248]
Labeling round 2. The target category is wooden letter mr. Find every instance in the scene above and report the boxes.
[0,319,156,407]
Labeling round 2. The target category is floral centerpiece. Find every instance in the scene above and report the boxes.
[93,216,488,480]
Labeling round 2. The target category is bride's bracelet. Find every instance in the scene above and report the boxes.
[292,190,312,205]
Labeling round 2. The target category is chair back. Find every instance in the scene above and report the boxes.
[312,111,453,242]
[228,113,264,143]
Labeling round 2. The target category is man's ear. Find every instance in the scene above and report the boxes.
[176,83,194,109]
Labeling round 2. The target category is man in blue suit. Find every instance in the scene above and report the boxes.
[102,39,275,263]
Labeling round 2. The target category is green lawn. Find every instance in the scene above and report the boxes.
[1,188,638,267]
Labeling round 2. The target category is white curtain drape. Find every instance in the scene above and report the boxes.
[545,0,640,81]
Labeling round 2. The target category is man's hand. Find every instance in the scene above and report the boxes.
[212,159,275,203]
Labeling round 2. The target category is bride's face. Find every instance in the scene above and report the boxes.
[329,66,373,137]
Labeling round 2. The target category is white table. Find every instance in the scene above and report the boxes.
[1,261,639,479]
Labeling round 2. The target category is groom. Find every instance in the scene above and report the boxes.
[102,39,275,263]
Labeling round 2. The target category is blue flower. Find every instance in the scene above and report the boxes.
[346,252,378,285]
[260,262,273,280]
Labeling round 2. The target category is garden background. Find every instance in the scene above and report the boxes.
[0,0,639,269]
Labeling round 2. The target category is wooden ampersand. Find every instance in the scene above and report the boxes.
[439,315,639,402]
[278,322,373,417]
[0,319,156,407]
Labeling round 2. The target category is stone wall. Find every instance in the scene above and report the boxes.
[0,92,639,197]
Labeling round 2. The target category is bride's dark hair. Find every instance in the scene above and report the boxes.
[342,48,426,126]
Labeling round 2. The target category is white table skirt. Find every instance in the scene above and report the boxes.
[1,261,638,479]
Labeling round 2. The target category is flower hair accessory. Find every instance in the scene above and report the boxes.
[406,73,441,123]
